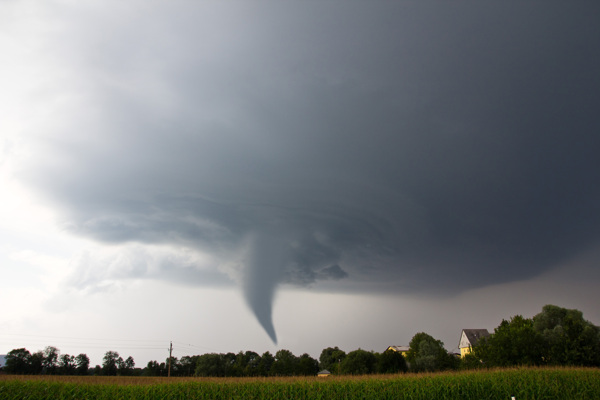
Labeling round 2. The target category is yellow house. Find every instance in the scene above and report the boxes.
[386,345,410,357]
[458,329,490,357]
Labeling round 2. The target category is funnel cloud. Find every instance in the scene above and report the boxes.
[242,232,285,343]
[7,1,600,342]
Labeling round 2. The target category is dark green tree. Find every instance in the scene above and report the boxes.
[42,346,60,374]
[319,346,346,374]
[29,351,44,374]
[117,355,135,376]
[238,351,261,376]
[58,354,76,375]
[144,360,167,376]
[257,351,274,376]
[297,353,319,376]
[222,352,241,376]
[407,332,455,372]
[4,348,31,374]
[340,349,377,375]
[195,353,225,377]
[377,349,408,373]
[475,315,546,367]
[102,351,121,376]
[533,304,600,366]
[460,352,484,370]
[75,353,90,375]
[271,349,298,376]
[178,355,199,376]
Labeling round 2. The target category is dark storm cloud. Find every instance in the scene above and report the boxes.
[20,1,600,340]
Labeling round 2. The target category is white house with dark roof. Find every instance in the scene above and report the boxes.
[458,329,490,357]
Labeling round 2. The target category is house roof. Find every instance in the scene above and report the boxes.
[460,329,490,348]
[318,370,331,375]
[386,345,410,352]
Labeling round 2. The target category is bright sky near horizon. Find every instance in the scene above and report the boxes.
[1,0,600,368]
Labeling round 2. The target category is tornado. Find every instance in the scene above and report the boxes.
[242,232,285,344]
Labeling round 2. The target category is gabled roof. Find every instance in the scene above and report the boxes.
[386,345,410,352]
[459,329,490,348]
[318,369,331,375]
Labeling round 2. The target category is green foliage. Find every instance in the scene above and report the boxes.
[377,349,408,374]
[177,355,199,377]
[319,346,346,374]
[118,356,135,376]
[297,353,319,376]
[29,351,45,374]
[474,315,546,367]
[58,354,76,375]
[340,349,377,375]
[533,304,600,366]
[271,349,298,376]
[407,332,455,372]
[102,351,121,376]
[144,360,167,377]
[75,353,90,376]
[460,353,484,370]
[195,353,225,377]
[4,348,32,374]
[43,346,60,374]
[257,351,274,376]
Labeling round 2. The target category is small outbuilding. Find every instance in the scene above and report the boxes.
[317,369,331,377]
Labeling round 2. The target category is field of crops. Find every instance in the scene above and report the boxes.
[1,367,599,399]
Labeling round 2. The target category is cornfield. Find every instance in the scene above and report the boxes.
[1,367,599,399]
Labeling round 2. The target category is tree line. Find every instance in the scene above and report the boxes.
[3,304,598,376]
[465,304,600,368]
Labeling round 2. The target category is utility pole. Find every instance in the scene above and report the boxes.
[168,341,173,378]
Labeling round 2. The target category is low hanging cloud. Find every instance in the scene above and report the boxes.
[9,1,600,341]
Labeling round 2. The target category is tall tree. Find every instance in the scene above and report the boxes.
[239,351,261,377]
[102,351,121,376]
[377,349,408,374]
[195,353,225,377]
[4,348,31,374]
[118,356,135,376]
[319,346,346,374]
[297,353,319,376]
[75,353,90,375]
[475,315,546,367]
[222,352,240,377]
[257,351,274,376]
[533,304,600,366]
[58,354,76,375]
[407,332,455,372]
[340,349,377,375]
[43,346,60,374]
[179,355,198,377]
[271,349,298,376]
[144,360,167,376]
[29,351,45,375]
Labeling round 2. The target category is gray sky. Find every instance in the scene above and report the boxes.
[1,0,600,366]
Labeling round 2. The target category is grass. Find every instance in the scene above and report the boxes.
[1,367,599,399]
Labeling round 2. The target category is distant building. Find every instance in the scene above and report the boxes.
[385,345,410,357]
[458,329,490,357]
[317,369,331,377]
